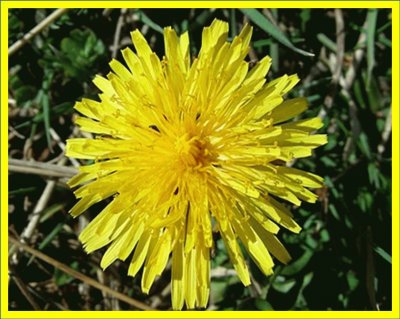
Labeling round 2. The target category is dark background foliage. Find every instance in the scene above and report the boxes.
[8,8,392,311]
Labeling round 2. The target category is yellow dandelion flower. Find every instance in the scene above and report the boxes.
[66,19,327,310]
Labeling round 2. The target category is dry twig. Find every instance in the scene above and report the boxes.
[9,236,153,310]
[9,158,71,261]
[340,19,368,160]
[377,105,392,155]
[8,9,69,56]
[112,9,128,58]
[49,128,80,167]
[8,158,77,178]
[319,9,345,119]
[9,270,40,310]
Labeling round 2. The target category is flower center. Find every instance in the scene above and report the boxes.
[175,133,213,169]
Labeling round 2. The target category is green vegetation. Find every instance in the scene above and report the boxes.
[8,8,392,310]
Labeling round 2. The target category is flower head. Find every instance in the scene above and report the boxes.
[66,19,327,310]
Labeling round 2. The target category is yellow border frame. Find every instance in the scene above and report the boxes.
[1,1,399,318]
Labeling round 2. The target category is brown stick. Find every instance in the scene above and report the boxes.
[320,9,345,118]
[377,105,392,155]
[9,158,70,262]
[8,158,77,178]
[112,8,128,58]
[8,9,69,56]
[9,236,154,310]
[10,270,40,310]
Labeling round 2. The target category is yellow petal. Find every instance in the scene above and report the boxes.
[200,19,228,54]
[196,241,210,308]
[184,247,197,309]
[109,58,132,81]
[128,229,152,277]
[93,75,115,96]
[171,231,185,310]
[281,117,323,132]
[218,222,251,286]
[252,221,292,264]
[142,229,172,293]
[277,166,324,188]
[231,217,274,276]
[270,97,308,123]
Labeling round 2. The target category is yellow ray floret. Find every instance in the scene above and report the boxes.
[66,19,327,310]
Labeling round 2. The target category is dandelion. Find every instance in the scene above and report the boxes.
[66,19,327,310]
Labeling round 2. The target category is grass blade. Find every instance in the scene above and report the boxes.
[229,9,237,38]
[190,9,213,32]
[374,246,391,264]
[137,10,164,34]
[38,223,64,250]
[27,222,65,265]
[378,34,391,48]
[40,90,52,152]
[15,102,73,130]
[240,8,314,57]
[317,33,337,53]
[366,9,378,89]
[40,203,66,223]
[9,187,36,196]
[270,9,279,72]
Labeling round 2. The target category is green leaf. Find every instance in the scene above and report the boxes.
[14,85,37,105]
[367,162,381,189]
[346,271,360,291]
[357,132,372,159]
[320,229,330,243]
[362,69,384,112]
[272,276,296,293]
[210,280,228,304]
[293,272,314,309]
[239,9,314,57]
[374,246,391,264]
[356,188,373,213]
[353,78,367,109]
[212,238,228,267]
[255,298,274,310]
[180,19,189,32]
[329,203,340,220]
[41,28,105,81]
[305,235,319,250]
[9,73,37,108]
[324,134,337,151]
[281,249,313,276]
[9,12,23,36]
[299,9,311,32]
[320,155,336,167]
